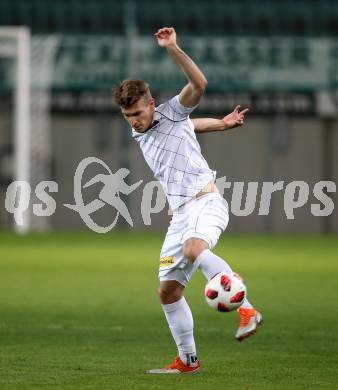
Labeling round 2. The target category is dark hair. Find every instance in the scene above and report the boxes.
[113,79,151,108]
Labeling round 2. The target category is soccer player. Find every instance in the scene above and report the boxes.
[114,27,262,374]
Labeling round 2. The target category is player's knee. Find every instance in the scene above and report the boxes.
[183,244,198,262]
[158,284,183,304]
[183,238,209,262]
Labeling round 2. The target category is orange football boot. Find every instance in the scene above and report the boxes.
[236,307,263,341]
[147,356,200,374]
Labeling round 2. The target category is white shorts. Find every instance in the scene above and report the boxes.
[158,192,229,287]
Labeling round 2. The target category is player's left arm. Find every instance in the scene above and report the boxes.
[192,105,249,133]
[155,27,207,108]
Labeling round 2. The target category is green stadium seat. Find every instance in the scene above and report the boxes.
[0,0,337,36]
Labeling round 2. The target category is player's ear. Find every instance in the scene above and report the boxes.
[149,98,155,108]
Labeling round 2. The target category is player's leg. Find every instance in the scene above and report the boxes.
[185,242,262,341]
[181,195,254,309]
[158,281,198,364]
[158,279,184,304]
[182,193,262,341]
[183,238,253,309]
[148,278,200,374]
[183,237,232,277]
[148,216,200,374]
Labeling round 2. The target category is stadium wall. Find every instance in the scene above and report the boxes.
[0,106,337,233]
[47,113,338,233]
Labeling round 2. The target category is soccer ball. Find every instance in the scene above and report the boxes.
[204,272,246,312]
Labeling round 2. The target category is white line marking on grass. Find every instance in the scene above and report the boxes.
[199,327,222,333]
[70,325,123,331]
[46,324,123,331]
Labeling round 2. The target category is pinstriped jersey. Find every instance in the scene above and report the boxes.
[132,95,216,210]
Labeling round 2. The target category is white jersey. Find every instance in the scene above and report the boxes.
[132,95,216,210]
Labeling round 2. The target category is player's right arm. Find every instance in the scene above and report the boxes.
[155,27,207,108]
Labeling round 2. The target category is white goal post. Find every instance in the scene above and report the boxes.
[0,27,30,233]
[0,27,59,233]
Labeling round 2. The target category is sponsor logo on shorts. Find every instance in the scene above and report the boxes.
[160,256,175,267]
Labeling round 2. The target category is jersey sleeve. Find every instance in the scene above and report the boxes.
[156,95,199,121]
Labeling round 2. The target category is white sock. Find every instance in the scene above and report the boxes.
[239,298,253,309]
[196,249,253,309]
[162,297,197,365]
[196,249,232,279]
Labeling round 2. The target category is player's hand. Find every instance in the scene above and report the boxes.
[154,27,177,48]
[222,105,249,129]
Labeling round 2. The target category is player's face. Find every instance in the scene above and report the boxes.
[121,97,155,132]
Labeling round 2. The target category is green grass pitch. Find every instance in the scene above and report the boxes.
[0,232,337,389]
